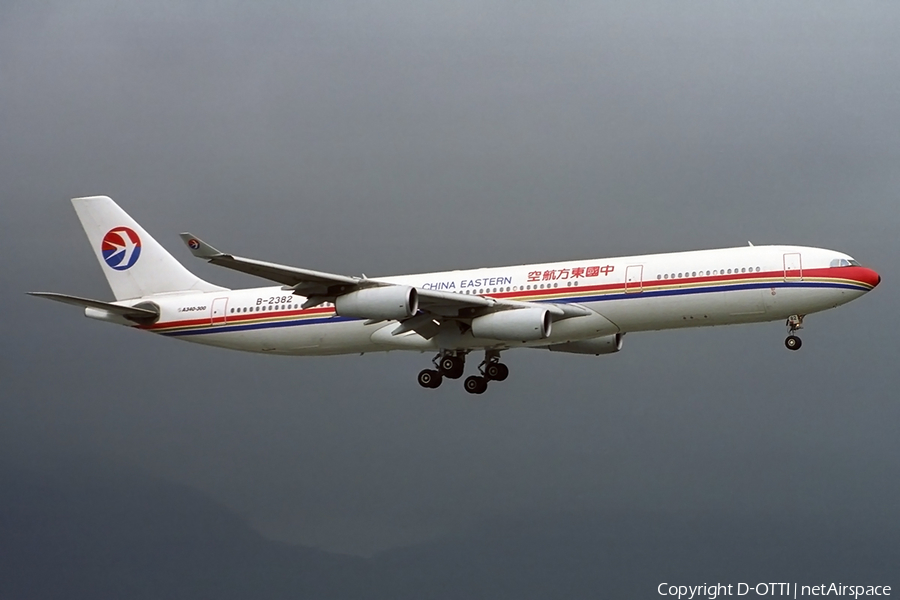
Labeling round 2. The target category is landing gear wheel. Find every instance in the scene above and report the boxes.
[484,362,509,381]
[785,335,802,351]
[464,375,488,395]
[439,355,465,379]
[418,369,443,388]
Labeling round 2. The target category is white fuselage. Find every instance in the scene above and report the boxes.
[99,244,879,357]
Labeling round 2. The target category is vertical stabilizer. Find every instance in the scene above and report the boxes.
[71,196,226,300]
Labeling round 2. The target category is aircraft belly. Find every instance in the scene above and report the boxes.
[594,290,769,332]
[761,285,863,319]
[595,283,863,333]
[280,320,388,355]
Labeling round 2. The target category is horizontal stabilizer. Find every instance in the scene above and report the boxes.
[28,292,160,324]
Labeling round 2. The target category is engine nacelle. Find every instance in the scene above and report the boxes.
[471,308,551,341]
[335,286,418,321]
[546,334,624,355]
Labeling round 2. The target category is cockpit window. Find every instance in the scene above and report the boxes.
[830,258,861,267]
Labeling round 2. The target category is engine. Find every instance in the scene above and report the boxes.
[471,308,551,341]
[335,286,418,321]
[546,334,623,355]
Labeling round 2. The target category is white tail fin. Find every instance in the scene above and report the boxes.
[71,196,226,300]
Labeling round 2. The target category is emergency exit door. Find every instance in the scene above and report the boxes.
[625,265,643,293]
[211,297,229,324]
[783,253,803,281]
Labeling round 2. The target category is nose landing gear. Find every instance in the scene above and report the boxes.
[784,315,804,351]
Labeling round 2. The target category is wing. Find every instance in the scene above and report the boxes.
[179,233,362,300]
[179,233,592,338]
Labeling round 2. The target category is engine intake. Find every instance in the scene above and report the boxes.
[335,286,418,321]
[471,308,551,341]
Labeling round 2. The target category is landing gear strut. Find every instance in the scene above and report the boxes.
[785,315,804,351]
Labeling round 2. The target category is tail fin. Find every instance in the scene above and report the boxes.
[72,196,226,300]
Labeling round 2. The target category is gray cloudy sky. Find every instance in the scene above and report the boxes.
[2,0,899,560]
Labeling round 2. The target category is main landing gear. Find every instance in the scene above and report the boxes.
[463,351,509,395]
[784,314,804,351]
[417,351,465,390]
[417,350,509,394]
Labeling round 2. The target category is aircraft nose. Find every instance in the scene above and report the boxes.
[859,267,881,289]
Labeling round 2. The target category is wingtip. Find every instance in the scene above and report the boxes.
[178,232,223,259]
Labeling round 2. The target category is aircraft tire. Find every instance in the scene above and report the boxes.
[418,369,443,388]
[464,375,488,395]
[439,355,465,379]
[486,363,509,381]
[785,335,802,351]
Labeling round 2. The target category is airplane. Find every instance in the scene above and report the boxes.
[30,196,880,394]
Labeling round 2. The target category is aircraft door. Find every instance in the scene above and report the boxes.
[211,297,229,324]
[783,253,803,281]
[625,265,643,293]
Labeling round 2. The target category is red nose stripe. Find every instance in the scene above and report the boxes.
[849,266,881,288]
